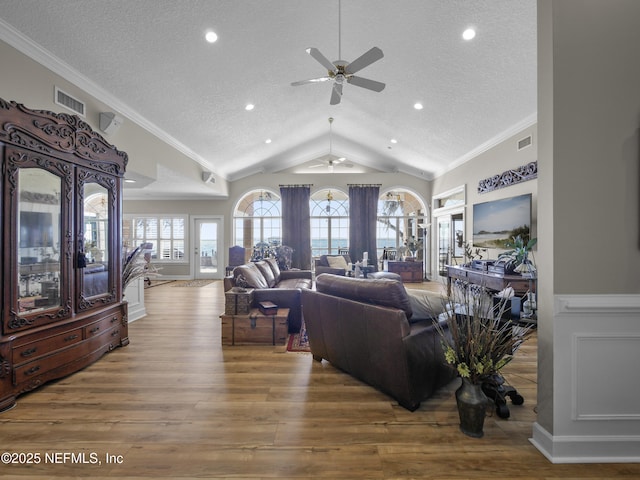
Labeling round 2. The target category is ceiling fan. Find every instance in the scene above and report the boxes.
[308,117,353,172]
[291,0,385,105]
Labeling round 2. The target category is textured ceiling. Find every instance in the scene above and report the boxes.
[0,0,537,197]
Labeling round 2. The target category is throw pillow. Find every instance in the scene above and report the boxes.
[235,273,249,289]
[326,255,348,270]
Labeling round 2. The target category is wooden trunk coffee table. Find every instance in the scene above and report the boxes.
[220,308,289,346]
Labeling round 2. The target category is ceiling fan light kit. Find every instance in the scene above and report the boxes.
[291,1,385,105]
[308,117,352,172]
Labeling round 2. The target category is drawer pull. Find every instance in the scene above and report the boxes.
[89,326,100,334]
[25,365,41,376]
[21,347,37,358]
[64,334,79,342]
[111,329,120,337]
[110,316,118,323]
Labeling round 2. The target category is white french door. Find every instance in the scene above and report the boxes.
[433,209,465,280]
[192,216,223,279]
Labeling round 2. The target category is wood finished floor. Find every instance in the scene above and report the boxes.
[1,280,638,479]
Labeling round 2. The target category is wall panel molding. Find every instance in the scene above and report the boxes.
[530,294,640,463]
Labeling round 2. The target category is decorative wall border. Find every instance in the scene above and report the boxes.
[477,161,537,194]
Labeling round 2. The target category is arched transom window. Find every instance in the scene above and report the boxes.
[377,189,428,259]
[310,188,349,256]
[233,190,282,255]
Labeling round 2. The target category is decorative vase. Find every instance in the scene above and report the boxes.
[455,377,488,438]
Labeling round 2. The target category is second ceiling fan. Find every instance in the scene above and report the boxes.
[291,0,386,105]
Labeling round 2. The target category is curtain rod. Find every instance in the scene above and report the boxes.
[347,183,382,187]
[279,184,313,188]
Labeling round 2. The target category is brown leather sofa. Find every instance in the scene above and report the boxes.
[223,257,312,333]
[301,274,456,411]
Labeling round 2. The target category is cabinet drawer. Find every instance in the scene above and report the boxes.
[13,327,120,385]
[12,327,83,365]
[84,312,121,338]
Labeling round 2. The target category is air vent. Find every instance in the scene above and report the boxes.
[54,86,85,117]
[517,135,532,151]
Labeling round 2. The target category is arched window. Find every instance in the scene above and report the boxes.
[377,189,428,260]
[310,188,349,256]
[233,190,282,257]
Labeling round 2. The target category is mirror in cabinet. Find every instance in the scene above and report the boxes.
[82,184,109,297]
[77,171,118,308]
[9,161,72,331]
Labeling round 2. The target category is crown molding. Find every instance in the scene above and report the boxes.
[439,112,538,177]
[0,19,220,178]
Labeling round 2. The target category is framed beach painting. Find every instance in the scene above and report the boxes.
[472,193,532,249]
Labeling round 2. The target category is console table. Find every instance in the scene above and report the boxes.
[446,265,536,295]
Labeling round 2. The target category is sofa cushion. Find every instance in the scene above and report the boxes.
[233,263,269,289]
[404,288,448,322]
[326,255,348,270]
[315,273,413,319]
[264,257,282,283]
[277,277,313,290]
[255,260,277,288]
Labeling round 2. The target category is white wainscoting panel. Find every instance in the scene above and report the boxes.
[124,277,146,322]
[530,294,640,463]
[574,334,640,420]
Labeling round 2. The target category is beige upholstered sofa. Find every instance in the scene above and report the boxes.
[314,254,352,276]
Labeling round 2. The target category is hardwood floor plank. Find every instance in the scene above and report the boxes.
[0,280,639,478]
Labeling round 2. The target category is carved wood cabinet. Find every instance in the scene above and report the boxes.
[0,99,129,412]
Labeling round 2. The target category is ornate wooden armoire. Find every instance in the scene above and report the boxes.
[0,99,129,412]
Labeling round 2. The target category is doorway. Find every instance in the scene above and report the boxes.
[434,210,465,280]
[192,216,223,279]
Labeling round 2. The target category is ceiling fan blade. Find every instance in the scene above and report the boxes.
[347,75,386,92]
[306,47,337,73]
[330,83,343,105]
[291,76,332,86]
[345,46,384,74]
[308,164,325,168]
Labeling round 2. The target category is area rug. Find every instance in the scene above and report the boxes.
[144,279,175,289]
[171,280,216,287]
[286,321,310,352]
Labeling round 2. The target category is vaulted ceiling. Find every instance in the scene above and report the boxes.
[0,0,537,198]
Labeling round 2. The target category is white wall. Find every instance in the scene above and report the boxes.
[0,39,230,197]
[432,124,538,260]
[125,171,431,276]
[531,0,640,463]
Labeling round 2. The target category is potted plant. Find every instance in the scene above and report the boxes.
[433,284,534,437]
[122,243,159,293]
[498,235,537,275]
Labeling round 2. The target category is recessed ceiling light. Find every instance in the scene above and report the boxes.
[390,138,398,144]
[462,28,476,40]
[205,30,218,43]
[414,103,423,110]
[245,103,255,111]
[265,138,272,144]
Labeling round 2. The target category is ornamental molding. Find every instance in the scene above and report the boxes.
[478,161,537,194]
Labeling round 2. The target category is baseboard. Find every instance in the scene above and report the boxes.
[127,302,147,323]
[531,422,640,463]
